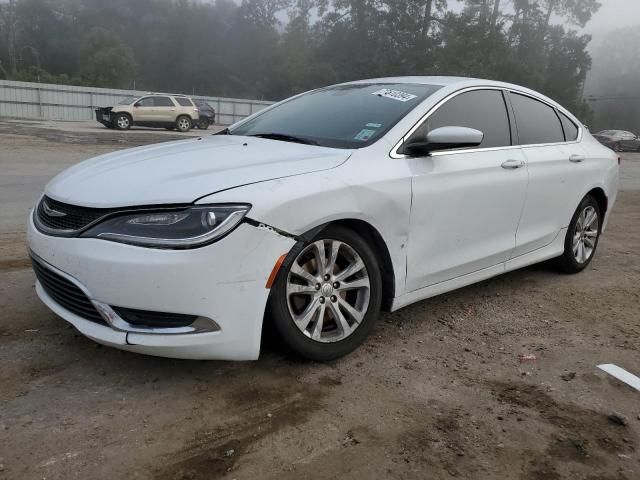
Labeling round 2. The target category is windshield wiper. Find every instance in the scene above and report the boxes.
[247,132,318,146]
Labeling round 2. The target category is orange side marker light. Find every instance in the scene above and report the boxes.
[265,254,287,289]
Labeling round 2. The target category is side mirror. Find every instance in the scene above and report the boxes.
[134,102,140,107]
[403,126,484,155]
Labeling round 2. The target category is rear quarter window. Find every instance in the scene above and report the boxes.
[510,93,564,145]
[559,112,579,141]
[175,97,194,107]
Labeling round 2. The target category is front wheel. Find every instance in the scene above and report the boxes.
[175,115,192,132]
[555,195,602,273]
[197,119,210,130]
[114,113,131,130]
[613,142,623,152]
[269,225,382,361]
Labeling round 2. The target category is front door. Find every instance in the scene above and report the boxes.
[132,96,155,122]
[404,89,528,291]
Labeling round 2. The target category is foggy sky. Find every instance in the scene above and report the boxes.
[583,0,640,34]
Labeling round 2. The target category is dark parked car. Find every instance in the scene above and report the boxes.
[593,130,640,152]
[194,100,216,129]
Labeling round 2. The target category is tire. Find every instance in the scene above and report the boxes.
[175,115,192,133]
[613,142,623,152]
[555,195,602,274]
[269,225,382,361]
[114,113,131,131]
[197,119,210,130]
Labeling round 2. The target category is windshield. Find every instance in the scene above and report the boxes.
[229,83,442,149]
[118,96,138,105]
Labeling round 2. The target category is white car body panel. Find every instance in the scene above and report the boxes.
[405,147,528,290]
[28,76,619,359]
[28,217,294,360]
[46,136,352,207]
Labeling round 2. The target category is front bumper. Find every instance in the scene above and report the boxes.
[95,108,114,127]
[27,213,295,360]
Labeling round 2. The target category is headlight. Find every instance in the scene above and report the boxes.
[82,204,251,248]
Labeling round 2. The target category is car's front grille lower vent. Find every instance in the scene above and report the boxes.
[35,195,118,235]
[31,256,106,325]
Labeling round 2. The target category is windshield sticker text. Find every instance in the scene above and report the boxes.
[372,89,418,102]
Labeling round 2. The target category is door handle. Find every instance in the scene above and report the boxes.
[501,159,525,169]
[569,154,585,163]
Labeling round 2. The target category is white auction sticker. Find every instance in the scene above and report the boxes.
[372,88,418,102]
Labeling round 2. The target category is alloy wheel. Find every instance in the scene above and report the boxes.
[572,205,599,264]
[178,117,191,131]
[286,239,370,343]
[117,116,130,129]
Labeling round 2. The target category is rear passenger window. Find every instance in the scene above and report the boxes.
[510,93,564,145]
[175,97,194,107]
[559,112,579,141]
[153,96,174,107]
[411,89,511,149]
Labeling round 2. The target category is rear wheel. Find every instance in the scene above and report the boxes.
[269,225,382,361]
[114,113,131,130]
[176,115,192,133]
[555,195,602,273]
[613,142,623,152]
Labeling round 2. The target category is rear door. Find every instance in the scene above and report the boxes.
[508,92,586,257]
[151,96,177,122]
[405,88,529,291]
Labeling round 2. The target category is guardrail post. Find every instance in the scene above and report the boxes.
[37,85,43,119]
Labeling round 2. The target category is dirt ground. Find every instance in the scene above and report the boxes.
[0,119,639,480]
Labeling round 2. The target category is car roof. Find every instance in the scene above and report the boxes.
[344,76,478,87]
[339,76,580,121]
[340,76,558,100]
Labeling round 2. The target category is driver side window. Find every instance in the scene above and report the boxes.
[136,97,154,107]
[409,89,512,150]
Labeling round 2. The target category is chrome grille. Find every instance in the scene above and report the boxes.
[35,196,117,235]
[31,255,106,325]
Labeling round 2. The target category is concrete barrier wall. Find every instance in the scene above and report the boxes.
[0,80,274,125]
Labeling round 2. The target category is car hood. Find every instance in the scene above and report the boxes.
[45,135,353,208]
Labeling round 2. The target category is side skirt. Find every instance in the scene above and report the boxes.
[390,228,567,312]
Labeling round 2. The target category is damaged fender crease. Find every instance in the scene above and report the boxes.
[244,217,299,240]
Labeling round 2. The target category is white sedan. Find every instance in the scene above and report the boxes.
[28,77,619,361]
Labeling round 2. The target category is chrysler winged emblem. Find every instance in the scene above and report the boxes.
[42,200,67,217]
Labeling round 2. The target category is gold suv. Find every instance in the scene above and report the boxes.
[95,94,200,132]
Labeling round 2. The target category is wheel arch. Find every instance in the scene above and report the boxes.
[585,187,608,219]
[310,218,396,312]
[115,111,132,120]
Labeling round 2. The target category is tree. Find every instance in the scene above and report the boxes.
[0,0,19,75]
[0,0,604,118]
[78,29,136,88]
